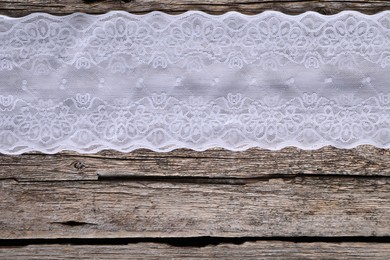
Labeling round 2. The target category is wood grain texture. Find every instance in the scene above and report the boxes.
[1,146,390,181]
[1,176,389,239]
[1,0,390,17]
[1,242,390,259]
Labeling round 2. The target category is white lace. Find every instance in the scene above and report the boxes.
[0,10,390,154]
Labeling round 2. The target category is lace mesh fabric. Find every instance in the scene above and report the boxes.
[0,10,390,154]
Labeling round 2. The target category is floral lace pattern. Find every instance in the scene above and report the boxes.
[0,92,389,154]
[0,11,390,153]
[1,11,390,72]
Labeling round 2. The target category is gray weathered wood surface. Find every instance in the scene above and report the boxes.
[1,176,389,239]
[0,0,390,259]
[1,242,390,259]
[2,0,390,16]
[1,146,390,181]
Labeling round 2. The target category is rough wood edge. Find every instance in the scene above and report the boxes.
[1,241,390,259]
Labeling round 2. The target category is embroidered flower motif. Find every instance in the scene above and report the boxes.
[226,54,244,69]
[226,93,244,108]
[152,54,168,69]
[378,93,390,105]
[74,93,93,109]
[261,56,279,71]
[12,19,75,61]
[91,18,133,47]
[0,58,13,71]
[379,53,390,68]
[32,59,53,75]
[75,56,91,70]
[304,53,322,69]
[90,18,153,61]
[184,56,203,72]
[108,57,129,73]
[319,17,384,68]
[0,95,15,111]
[13,106,76,144]
[167,97,221,143]
[164,17,230,66]
[302,93,319,106]
[151,93,169,108]
[243,17,307,68]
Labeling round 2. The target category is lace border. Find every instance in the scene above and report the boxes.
[1,10,390,72]
[1,92,389,154]
[1,10,390,153]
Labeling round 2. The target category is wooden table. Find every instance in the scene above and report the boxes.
[0,1,389,258]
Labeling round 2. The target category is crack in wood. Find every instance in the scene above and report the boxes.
[0,236,389,247]
[97,173,390,184]
[50,221,98,227]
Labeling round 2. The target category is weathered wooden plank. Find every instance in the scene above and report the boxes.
[1,176,389,239]
[1,242,390,259]
[1,146,389,181]
[1,0,390,17]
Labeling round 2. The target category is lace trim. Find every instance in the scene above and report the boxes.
[1,11,390,71]
[1,11,390,153]
[1,92,389,154]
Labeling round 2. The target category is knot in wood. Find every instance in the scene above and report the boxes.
[73,161,86,170]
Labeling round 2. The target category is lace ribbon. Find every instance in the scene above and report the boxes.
[0,11,390,154]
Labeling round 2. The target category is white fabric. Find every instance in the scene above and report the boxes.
[0,10,390,154]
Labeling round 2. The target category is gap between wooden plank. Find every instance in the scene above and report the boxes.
[1,236,390,247]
